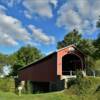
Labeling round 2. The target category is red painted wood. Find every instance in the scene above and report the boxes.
[18,45,85,82]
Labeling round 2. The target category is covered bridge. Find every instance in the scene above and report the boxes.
[18,45,86,92]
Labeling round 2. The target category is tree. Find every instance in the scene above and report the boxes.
[94,17,100,59]
[93,33,100,59]
[57,29,96,56]
[57,29,82,49]
[10,45,43,76]
[96,16,100,28]
[0,53,8,75]
[57,29,96,68]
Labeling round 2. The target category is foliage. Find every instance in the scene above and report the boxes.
[11,64,23,76]
[57,29,96,69]
[93,33,100,59]
[57,30,96,56]
[94,17,100,59]
[0,77,100,100]
[96,16,100,28]
[0,77,15,92]
[67,71,92,95]
[57,29,81,49]
[67,76,100,97]
[16,45,43,66]
[0,53,8,74]
[10,45,43,76]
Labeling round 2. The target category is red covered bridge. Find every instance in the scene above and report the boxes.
[18,45,86,92]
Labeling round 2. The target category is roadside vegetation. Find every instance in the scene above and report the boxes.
[0,77,100,100]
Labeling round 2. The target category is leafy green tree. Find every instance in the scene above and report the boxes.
[57,29,82,49]
[94,17,100,59]
[10,45,43,76]
[93,33,100,59]
[57,29,96,56]
[57,29,96,68]
[16,45,43,65]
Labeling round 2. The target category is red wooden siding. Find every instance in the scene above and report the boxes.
[57,45,85,75]
[19,53,57,82]
[18,45,85,82]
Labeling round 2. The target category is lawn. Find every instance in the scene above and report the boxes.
[0,91,77,100]
[0,90,99,100]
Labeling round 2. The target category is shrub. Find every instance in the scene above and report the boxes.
[67,78,77,88]
[0,77,15,92]
[67,71,92,95]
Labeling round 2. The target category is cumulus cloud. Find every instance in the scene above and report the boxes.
[23,0,58,18]
[0,11,32,46]
[0,6,55,46]
[0,33,18,46]
[57,0,100,33]
[28,25,55,44]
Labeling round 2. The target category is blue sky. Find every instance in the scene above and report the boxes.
[0,0,100,55]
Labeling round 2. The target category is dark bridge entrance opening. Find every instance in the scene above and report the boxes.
[31,82,50,93]
[62,54,82,75]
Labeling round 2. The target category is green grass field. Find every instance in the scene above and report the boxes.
[0,90,100,100]
[0,91,78,100]
[0,77,100,100]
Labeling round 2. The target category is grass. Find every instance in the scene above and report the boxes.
[0,91,79,100]
[0,77,100,100]
[0,90,99,100]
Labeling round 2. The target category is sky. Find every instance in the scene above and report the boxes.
[0,0,100,55]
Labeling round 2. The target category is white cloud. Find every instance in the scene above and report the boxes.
[57,0,100,34]
[23,0,58,18]
[50,0,58,7]
[0,12,32,46]
[0,7,55,46]
[28,25,55,44]
[0,5,7,14]
[0,33,18,46]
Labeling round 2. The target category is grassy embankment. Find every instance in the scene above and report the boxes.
[0,77,100,100]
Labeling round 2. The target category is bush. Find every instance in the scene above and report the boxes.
[67,78,77,88]
[67,71,92,95]
[0,77,15,92]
